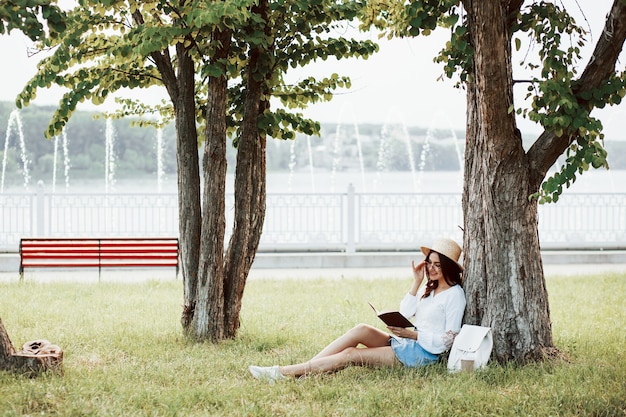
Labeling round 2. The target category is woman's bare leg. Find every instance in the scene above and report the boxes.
[311,323,391,360]
[279,345,398,377]
[249,324,397,381]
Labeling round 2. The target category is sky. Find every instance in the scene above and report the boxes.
[0,1,624,139]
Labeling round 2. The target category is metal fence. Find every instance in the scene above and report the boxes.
[1,184,625,252]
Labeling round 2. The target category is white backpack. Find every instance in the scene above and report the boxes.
[447,324,493,372]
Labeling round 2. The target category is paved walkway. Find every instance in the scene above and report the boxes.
[248,263,626,280]
[1,262,624,283]
[3,249,626,283]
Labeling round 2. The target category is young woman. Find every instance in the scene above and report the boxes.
[249,238,466,382]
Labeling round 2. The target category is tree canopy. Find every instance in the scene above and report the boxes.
[0,0,65,41]
[11,0,379,342]
[15,0,376,140]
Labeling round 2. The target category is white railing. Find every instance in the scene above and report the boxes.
[1,183,625,252]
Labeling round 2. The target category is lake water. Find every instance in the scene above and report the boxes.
[5,169,624,195]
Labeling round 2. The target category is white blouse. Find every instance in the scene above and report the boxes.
[399,284,466,354]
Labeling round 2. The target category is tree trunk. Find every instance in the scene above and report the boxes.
[0,318,16,369]
[223,101,267,339]
[462,0,554,363]
[190,28,231,341]
[174,43,203,332]
[223,0,269,339]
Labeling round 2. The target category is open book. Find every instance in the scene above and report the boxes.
[369,302,415,328]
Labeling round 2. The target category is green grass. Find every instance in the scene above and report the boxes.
[1,272,625,416]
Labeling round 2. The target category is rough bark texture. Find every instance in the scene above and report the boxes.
[462,0,553,363]
[174,44,202,331]
[223,102,267,339]
[0,318,16,368]
[191,28,231,341]
[223,0,269,339]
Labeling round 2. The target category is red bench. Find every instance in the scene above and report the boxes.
[19,237,179,279]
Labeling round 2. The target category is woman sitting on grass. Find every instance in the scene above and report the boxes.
[249,237,466,382]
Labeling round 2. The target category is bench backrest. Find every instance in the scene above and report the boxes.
[19,238,179,273]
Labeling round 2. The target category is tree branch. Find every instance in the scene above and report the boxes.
[131,10,179,101]
[527,0,626,189]
[506,0,525,27]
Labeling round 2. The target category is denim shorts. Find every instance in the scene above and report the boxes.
[390,337,439,367]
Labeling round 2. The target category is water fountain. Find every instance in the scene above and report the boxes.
[104,118,116,193]
[287,139,296,192]
[306,136,316,193]
[52,135,58,193]
[1,109,30,193]
[374,111,419,192]
[52,130,71,193]
[330,123,341,193]
[330,105,367,192]
[373,123,390,193]
[415,126,433,193]
[62,130,71,191]
[415,112,465,193]
[355,123,366,191]
[156,126,164,193]
[402,123,418,191]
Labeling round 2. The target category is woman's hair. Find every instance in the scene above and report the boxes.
[422,250,463,299]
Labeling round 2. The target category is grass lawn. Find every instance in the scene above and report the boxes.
[0,271,625,416]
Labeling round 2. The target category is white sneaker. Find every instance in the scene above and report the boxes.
[249,365,286,383]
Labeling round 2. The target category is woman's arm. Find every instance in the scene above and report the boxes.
[391,260,428,340]
[408,259,426,296]
[400,260,426,317]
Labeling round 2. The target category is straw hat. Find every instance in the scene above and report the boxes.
[421,238,464,271]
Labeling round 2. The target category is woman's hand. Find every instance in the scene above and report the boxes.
[409,260,426,295]
[412,259,425,283]
[388,326,418,340]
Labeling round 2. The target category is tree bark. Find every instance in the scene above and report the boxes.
[190,28,231,341]
[223,0,269,339]
[0,318,16,369]
[462,0,554,363]
[174,42,203,332]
